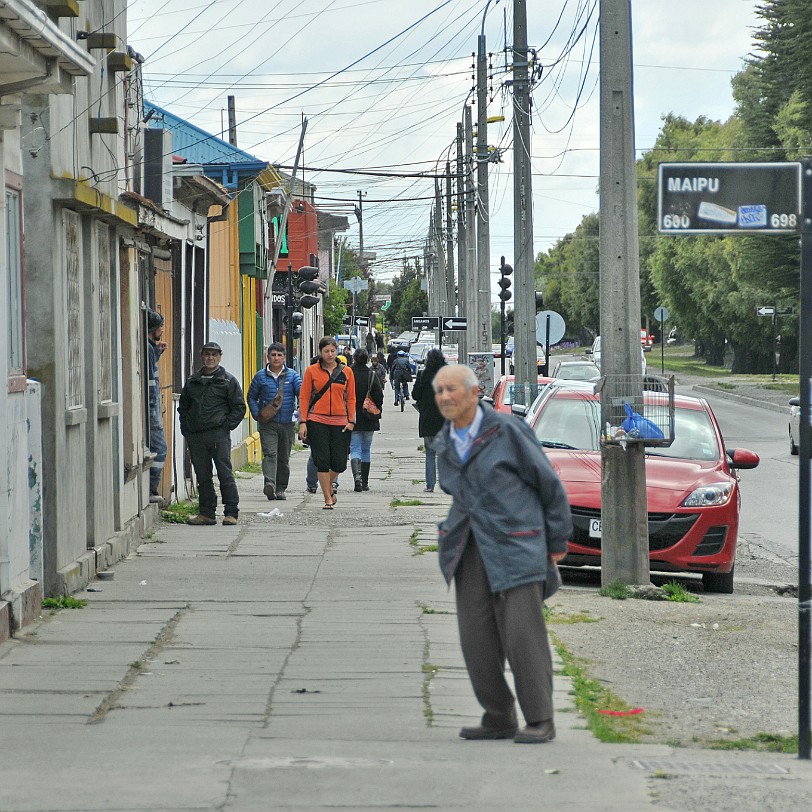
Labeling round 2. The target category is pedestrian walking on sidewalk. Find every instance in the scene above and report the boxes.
[178,342,246,526]
[146,308,168,506]
[371,351,387,390]
[299,337,356,509]
[247,342,302,502]
[349,349,384,491]
[432,365,572,744]
[411,348,446,493]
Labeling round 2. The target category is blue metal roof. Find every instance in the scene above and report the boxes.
[144,101,268,187]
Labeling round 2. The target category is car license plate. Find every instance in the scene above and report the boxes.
[589,519,602,538]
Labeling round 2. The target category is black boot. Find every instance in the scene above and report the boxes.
[351,459,363,492]
[361,462,370,491]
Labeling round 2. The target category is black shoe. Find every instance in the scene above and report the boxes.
[263,483,276,500]
[306,487,317,494]
[275,491,287,500]
[459,724,518,740]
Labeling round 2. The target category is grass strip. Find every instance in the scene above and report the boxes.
[550,631,649,744]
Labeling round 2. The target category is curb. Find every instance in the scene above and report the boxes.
[692,384,789,415]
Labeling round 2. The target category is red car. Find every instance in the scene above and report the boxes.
[526,385,759,593]
[489,375,553,414]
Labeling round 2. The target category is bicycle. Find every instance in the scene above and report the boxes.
[393,378,409,412]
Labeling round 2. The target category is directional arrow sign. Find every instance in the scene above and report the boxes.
[757,306,776,317]
[412,316,439,330]
[354,316,369,327]
[777,307,795,317]
[442,317,468,331]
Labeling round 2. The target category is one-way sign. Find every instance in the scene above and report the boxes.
[442,316,468,331]
[757,306,776,317]
[412,316,439,330]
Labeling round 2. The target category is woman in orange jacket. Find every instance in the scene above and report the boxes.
[299,337,356,508]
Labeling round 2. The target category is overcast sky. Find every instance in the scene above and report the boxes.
[128,0,762,291]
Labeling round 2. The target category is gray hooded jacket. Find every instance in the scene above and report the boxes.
[434,402,572,592]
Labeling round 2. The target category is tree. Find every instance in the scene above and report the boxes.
[323,278,348,338]
[389,260,427,333]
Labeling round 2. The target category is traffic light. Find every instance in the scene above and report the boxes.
[535,291,544,311]
[297,265,321,309]
[506,309,515,336]
[498,257,513,302]
[290,311,303,338]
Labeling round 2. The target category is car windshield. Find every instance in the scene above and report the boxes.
[504,382,548,407]
[533,396,720,460]
[556,364,600,381]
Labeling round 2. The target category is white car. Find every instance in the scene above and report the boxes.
[789,397,800,455]
[587,336,647,375]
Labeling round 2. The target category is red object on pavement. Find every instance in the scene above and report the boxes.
[598,708,644,716]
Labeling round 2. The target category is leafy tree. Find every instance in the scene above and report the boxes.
[389,260,427,333]
[323,278,348,337]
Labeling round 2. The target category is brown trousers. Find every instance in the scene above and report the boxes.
[454,539,554,728]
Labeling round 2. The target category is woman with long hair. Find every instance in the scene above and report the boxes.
[299,337,356,509]
[411,348,446,492]
[349,349,384,491]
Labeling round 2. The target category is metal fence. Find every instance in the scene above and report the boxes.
[597,374,675,447]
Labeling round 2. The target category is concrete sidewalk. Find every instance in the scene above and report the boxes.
[0,404,808,811]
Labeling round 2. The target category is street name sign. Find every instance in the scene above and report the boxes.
[757,306,776,317]
[657,162,801,235]
[441,317,467,331]
[343,277,368,293]
[412,316,440,330]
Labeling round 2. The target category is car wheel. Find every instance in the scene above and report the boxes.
[702,567,734,594]
[790,428,799,456]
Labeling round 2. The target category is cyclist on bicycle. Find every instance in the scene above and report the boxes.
[391,350,413,406]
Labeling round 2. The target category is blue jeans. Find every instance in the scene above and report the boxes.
[148,401,167,495]
[350,430,374,463]
[424,435,437,491]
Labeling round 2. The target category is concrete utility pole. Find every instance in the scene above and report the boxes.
[512,0,536,391]
[434,180,448,319]
[456,123,468,361]
[475,33,492,352]
[464,105,478,355]
[227,95,237,146]
[356,190,366,270]
[445,160,456,325]
[599,0,650,586]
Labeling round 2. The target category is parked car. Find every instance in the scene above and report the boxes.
[587,335,647,374]
[488,375,553,414]
[789,396,800,455]
[641,328,654,352]
[390,331,418,351]
[409,342,435,372]
[509,344,545,375]
[551,360,601,382]
[525,385,760,593]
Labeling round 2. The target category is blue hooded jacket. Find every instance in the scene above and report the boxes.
[247,365,302,424]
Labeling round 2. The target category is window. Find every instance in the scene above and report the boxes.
[6,188,23,375]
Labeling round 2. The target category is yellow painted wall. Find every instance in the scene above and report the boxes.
[208,204,240,324]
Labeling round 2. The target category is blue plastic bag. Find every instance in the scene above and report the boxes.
[620,402,664,440]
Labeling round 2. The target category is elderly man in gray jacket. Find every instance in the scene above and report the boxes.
[432,364,572,744]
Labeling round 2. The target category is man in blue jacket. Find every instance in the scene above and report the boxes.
[247,342,302,501]
[179,342,246,526]
[432,364,572,744]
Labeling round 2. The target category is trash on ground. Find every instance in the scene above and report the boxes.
[258,508,283,518]
[598,708,644,716]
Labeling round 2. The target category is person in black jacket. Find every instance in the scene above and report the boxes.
[411,348,446,492]
[178,342,246,526]
[350,349,384,491]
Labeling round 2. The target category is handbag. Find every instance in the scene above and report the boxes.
[258,370,285,423]
[362,370,381,418]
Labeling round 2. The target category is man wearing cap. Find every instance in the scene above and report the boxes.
[178,342,246,526]
[146,309,167,506]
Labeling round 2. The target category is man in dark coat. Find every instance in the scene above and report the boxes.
[178,342,246,526]
[432,364,572,744]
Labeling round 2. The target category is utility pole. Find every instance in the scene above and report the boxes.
[445,160,456,332]
[512,0,535,392]
[464,105,478,356]
[433,180,448,321]
[356,190,366,271]
[599,0,650,586]
[475,32,492,352]
[227,95,237,146]
[456,123,468,361]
